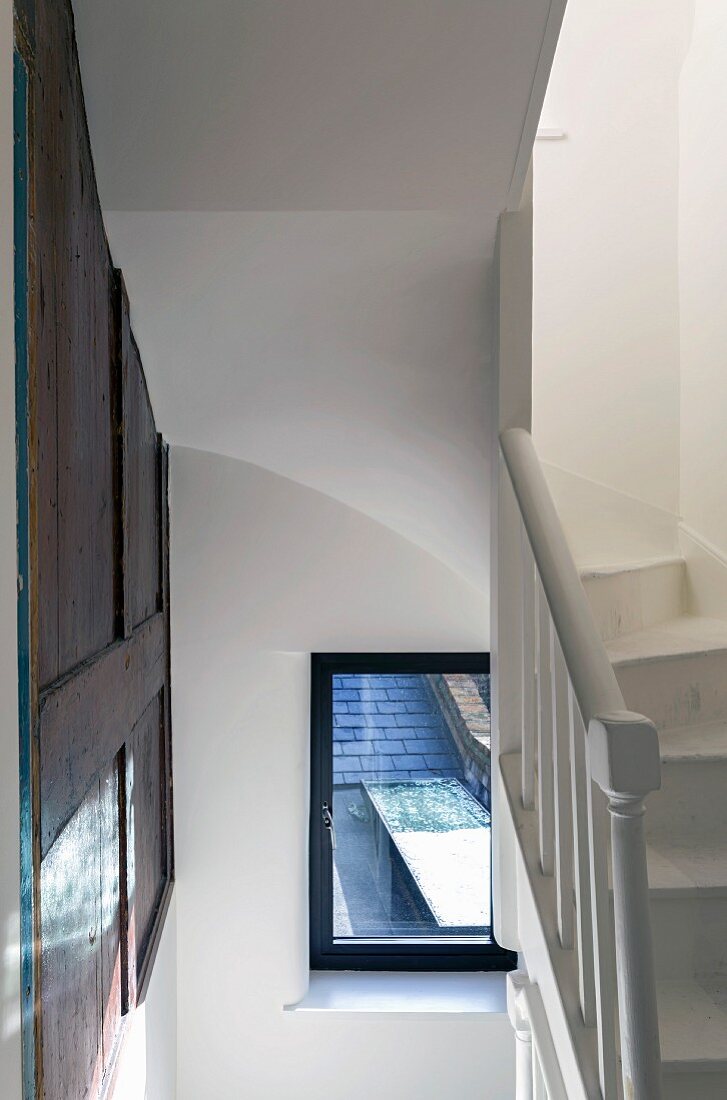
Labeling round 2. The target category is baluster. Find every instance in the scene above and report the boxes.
[537,581,554,875]
[508,972,534,1100]
[551,627,574,949]
[533,1055,547,1100]
[569,689,596,1028]
[521,527,536,810]
[585,775,618,1099]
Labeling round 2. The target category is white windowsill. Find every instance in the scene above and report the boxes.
[284,971,508,1014]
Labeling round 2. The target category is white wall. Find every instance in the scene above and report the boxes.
[0,3,22,1095]
[533,0,692,554]
[170,445,514,1100]
[105,210,494,591]
[679,3,727,559]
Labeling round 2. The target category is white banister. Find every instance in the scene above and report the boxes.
[521,527,537,810]
[500,426,663,1100]
[550,628,573,950]
[537,581,554,875]
[569,687,596,1029]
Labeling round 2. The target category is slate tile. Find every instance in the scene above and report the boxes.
[370,739,405,755]
[394,713,441,728]
[383,688,425,702]
[403,738,449,755]
[425,754,459,770]
[332,727,357,742]
[393,754,425,770]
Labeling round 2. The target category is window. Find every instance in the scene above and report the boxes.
[310,653,515,971]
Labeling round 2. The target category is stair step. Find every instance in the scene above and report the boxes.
[646,834,727,895]
[659,722,727,763]
[645,839,727,982]
[647,727,727,840]
[581,556,685,642]
[607,616,727,730]
[658,979,727,1099]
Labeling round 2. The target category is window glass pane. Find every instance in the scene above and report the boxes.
[331,671,492,941]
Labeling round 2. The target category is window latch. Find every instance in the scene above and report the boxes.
[322,802,337,850]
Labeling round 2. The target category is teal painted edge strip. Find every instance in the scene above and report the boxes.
[14,46,35,1100]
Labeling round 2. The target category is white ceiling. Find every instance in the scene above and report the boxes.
[74,0,552,212]
[73,0,557,586]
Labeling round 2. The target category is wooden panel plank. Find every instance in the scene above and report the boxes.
[34,0,59,689]
[40,782,102,1100]
[160,442,175,881]
[39,612,165,858]
[112,270,132,639]
[128,692,168,985]
[99,759,123,1076]
[28,2,175,1091]
[55,0,115,678]
[126,336,160,628]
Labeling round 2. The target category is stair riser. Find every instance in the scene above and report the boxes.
[583,561,685,642]
[648,895,727,982]
[663,1072,727,1100]
[615,650,727,730]
[646,760,727,839]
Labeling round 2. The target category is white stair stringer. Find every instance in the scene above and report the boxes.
[499,752,598,1100]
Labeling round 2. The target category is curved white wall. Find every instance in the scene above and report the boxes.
[679,4,727,559]
[169,446,513,1100]
[105,210,493,591]
[533,0,692,557]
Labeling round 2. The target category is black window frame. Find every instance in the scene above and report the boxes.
[309,652,516,972]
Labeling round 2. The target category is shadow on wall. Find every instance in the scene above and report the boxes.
[170,445,489,655]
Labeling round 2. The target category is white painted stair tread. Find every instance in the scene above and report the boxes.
[579,555,684,579]
[659,722,727,762]
[606,615,727,666]
[658,979,727,1072]
[646,838,727,894]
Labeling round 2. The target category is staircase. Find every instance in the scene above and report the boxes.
[582,558,727,1100]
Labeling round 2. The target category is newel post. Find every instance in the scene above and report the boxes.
[588,712,663,1100]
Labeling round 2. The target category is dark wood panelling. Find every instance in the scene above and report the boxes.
[99,761,122,1076]
[130,693,166,977]
[34,0,59,688]
[126,336,161,628]
[19,0,175,1094]
[40,780,103,1100]
[39,613,165,859]
[40,761,123,1099]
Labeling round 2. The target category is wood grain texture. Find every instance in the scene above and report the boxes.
[125,334,160,629]
[39,612,165,859]
[130,693,166,979]
[25,0,175,1093]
